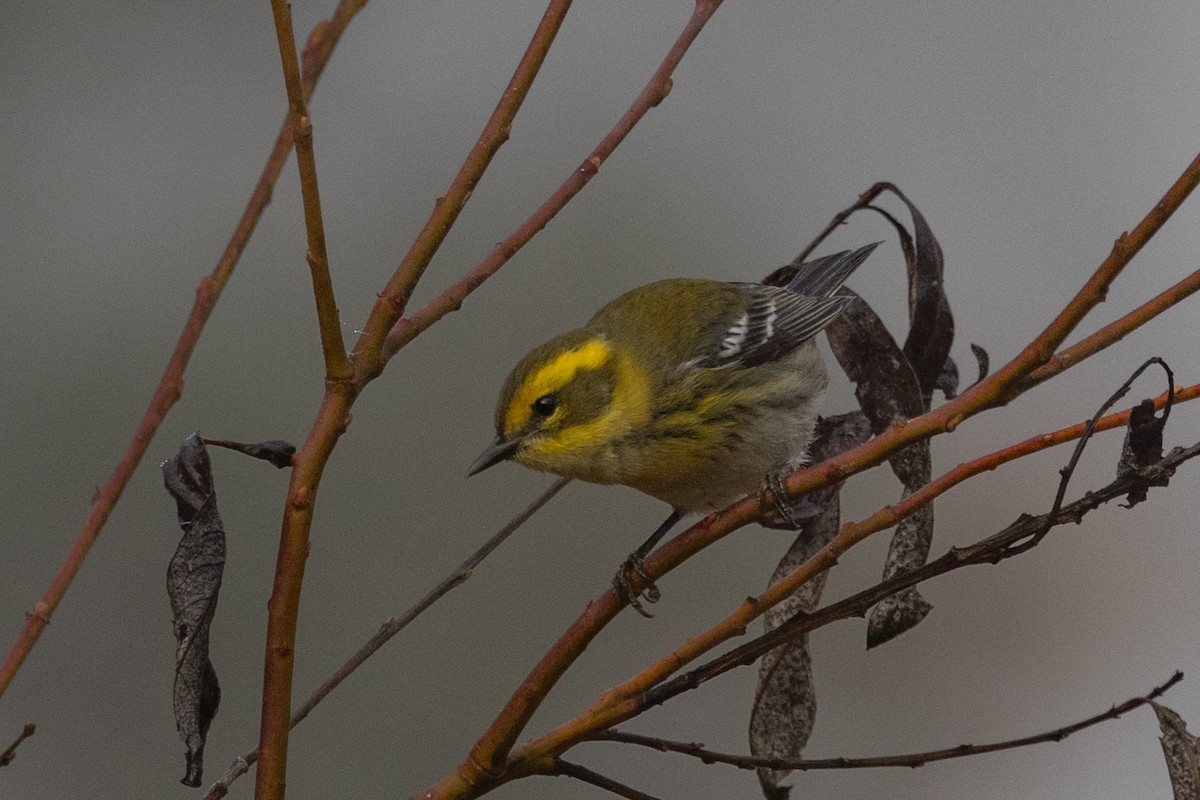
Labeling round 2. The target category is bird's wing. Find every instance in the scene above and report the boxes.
[695,242,878,368]
[701,285,855,369]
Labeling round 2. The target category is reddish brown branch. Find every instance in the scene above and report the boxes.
[268,0,350,380]
[250,4,575,799]
[353,0,574,382]
[201,478,570,800]
[418,150,1200,800]
[380,0,725,362]
[1024,265,1200,388]
[832,381,1196,552]
[254,3,357,798]
[0,0,366,702]
[522,437,1200,768]
[256,390,357,800]
[640,439,1199,711]
[598,671,1183,772]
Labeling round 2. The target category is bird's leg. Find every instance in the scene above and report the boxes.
[613,508,682,617]
[763,471,800,528]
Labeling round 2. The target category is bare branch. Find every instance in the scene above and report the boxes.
[201,478,569,800]
[0,0,368,703]
[252,4,573,798]
[0,723,35,767]
[268,0,351,380]
[381,0,727,362]
[1024,267,1200,388]
[354,0,574,380]
[554,759,663,800]
[598,672,1183,771]
[252,2,362,795]
[818,382,1194,572]
[641,441,1200,709]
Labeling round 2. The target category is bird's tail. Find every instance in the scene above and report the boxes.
[786,241,880,298]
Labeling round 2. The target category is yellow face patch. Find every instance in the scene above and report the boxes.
[504,339,613,433]
[512,345,653,482]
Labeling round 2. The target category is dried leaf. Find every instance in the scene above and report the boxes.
[865,500,934,649]
[891,190,954,404]
[1153,702,1200,800]
[826,295,935,644]
[1117,398,1170,507]
[970,342,991,384]
[203,437,296,469]
[826,294,925,434]
[936,354,960,400]
[163,433,225,787]
[751,498,840,800]
[751,416,871,798]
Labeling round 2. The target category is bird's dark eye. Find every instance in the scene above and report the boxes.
[532,394,558,418]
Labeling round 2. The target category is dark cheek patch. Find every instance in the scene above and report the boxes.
[556,365,617,428]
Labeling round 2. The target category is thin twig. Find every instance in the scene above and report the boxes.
[0,0,367,702]
[407,7,728,794]
[253,3,359,797]
[805,383,1197,573]
[1032,357,1174,554]
[354,0,574,381]
[554,759,663,800]
[252,5,573,799]
[789,182,892,265]
[639,441,1200,709]
[380,0,724,362]
[423,150,1200,800]
[0,723,35,767]
[268,0,350,379]
[201,478,570,800]
[599,672,1183,771]
[1024,267,1200,388]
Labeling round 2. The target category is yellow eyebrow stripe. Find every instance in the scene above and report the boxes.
[528,348,652,457]
[505,339,612,432]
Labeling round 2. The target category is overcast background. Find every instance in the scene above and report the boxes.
[3,2,1200,798]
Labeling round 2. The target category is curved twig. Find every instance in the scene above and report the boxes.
[1036,357,1174,553]
[597,671,1183,772]
[0,0,368,702]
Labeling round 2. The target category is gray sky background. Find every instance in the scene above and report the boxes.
[3,2,1200,799]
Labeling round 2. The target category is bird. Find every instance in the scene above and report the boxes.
[469,243,878,612]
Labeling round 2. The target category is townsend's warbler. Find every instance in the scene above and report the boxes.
[470,243,877,607]
[471,243,875,502]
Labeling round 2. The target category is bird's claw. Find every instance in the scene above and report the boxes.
[763,472,800,528]
[613,553,661,618]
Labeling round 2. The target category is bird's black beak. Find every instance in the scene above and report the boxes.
[467,436,522,477]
